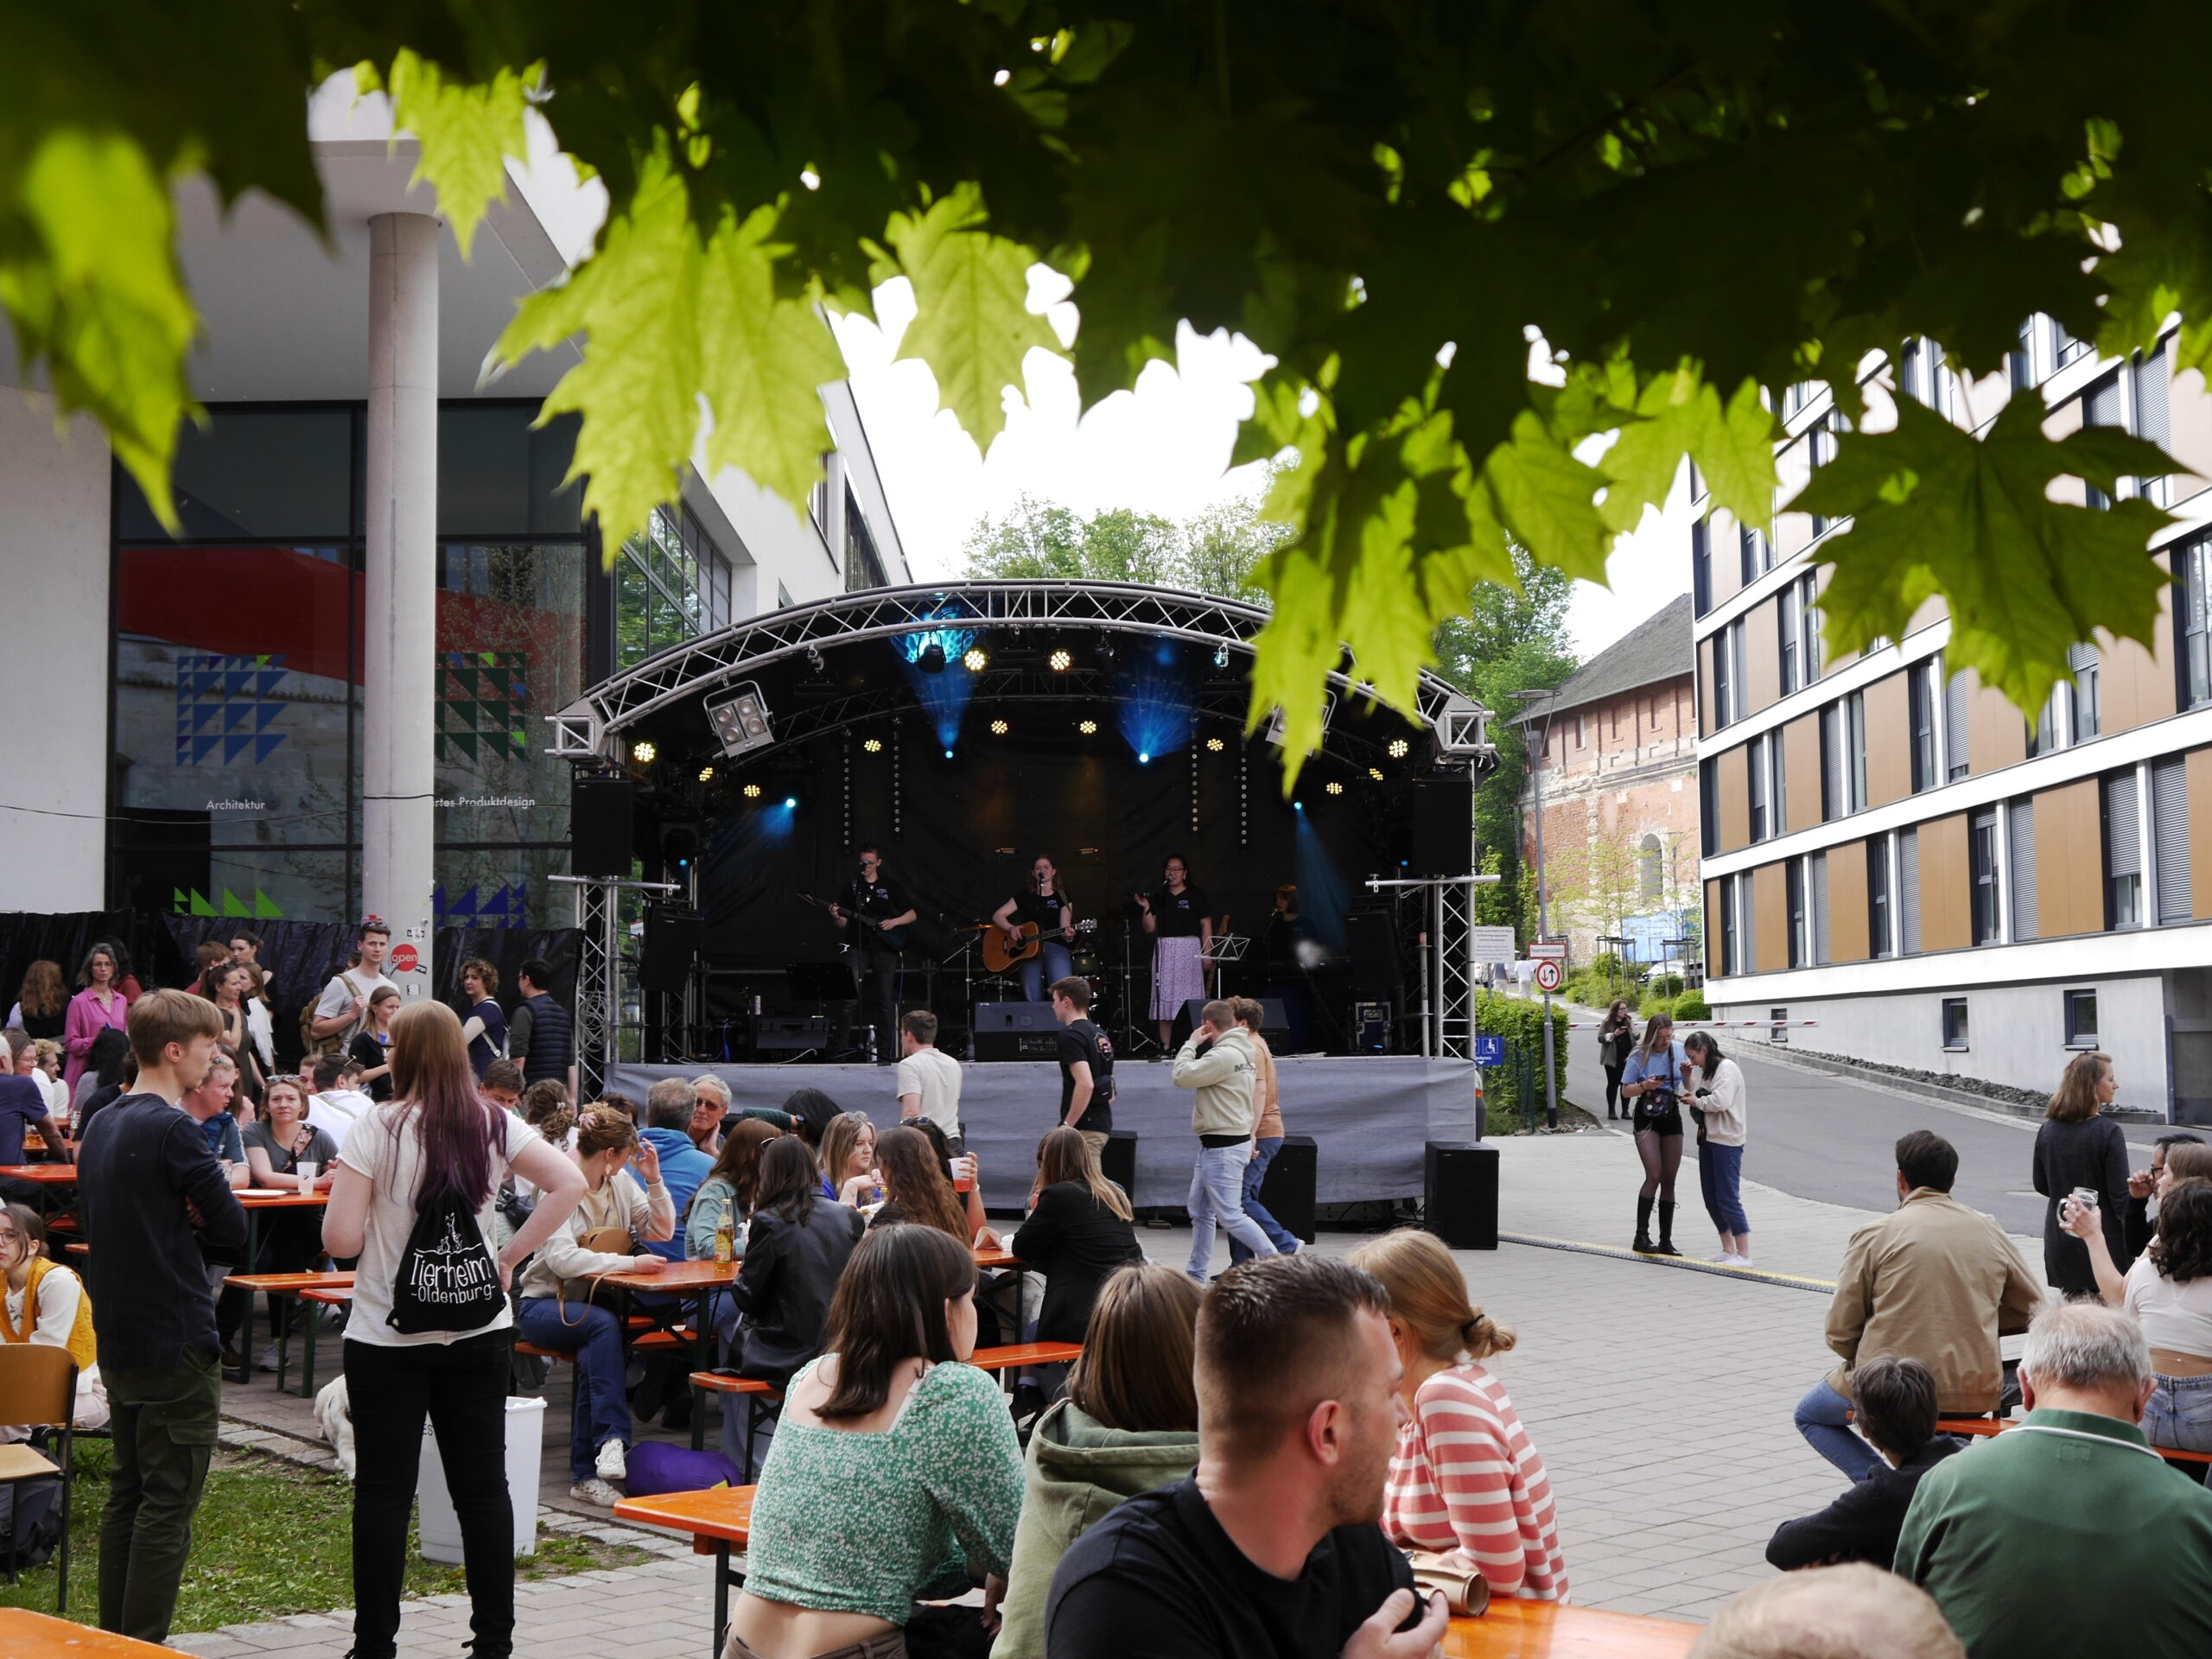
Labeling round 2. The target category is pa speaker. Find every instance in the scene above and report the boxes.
[640,906,703,993]
[1424,1141,1499,1249]
[571,776,634,878]
[1102,1129,1137,1198]
[1408,777,1475,876]
[1177,996,1289,1039]
[973,1000,1059,1060]
[1347,906,1402,999]
[1256,1135,1318,1243]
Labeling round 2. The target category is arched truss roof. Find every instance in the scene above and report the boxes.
[547,579,1491,765]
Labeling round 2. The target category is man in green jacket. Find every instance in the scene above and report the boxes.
[1172,999,1275,1283]
[1896,1299,2212,1657]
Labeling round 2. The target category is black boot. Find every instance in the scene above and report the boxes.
[1633,1196,1656,1253]
[1654,1200,1682,1256]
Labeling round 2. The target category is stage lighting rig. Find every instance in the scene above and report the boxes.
[1077,719,1098,734]
[1262,692,1334,747]
[705,684,774,759]
[1049,648,1072,671]
[862,737,884,753]
[1387,737,1411,759]
[631,741,658,765]
[1325,780,1344,795]
[918,643,947,674]
[1369,766,1386,781]
[990,719,1009,734]
[963,646,988,672]
[1205,736,1225,753]
[697,765,715,782]
[742,783,762,799]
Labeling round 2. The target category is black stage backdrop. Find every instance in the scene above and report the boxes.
[692,719,1410,1048]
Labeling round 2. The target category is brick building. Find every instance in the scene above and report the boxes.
[1521,594,1701,969]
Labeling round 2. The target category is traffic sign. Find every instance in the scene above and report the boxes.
[391,943,419,975]
[1469,926,1516,963]
[1534,959,1563,993]
[1528,940,1568,961]
[1473,1034,1505,1066]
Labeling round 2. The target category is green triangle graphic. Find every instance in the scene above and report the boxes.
[254,890,285,918]
[189,889,216,917]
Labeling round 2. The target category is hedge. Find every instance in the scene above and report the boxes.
[1473,991,1569,1129]
[1675,990,1711,1021]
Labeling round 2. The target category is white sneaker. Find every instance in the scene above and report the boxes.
[1732,1254,1755,1268]
[569,1478,622,1509]
[1707,1253,1738,1265]
[595,1439,627,1484]
[258,1344,282,1372]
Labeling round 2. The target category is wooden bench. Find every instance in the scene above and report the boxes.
[1934,1414,2212,1468]
[0,1605,197,1657]
[613,1484,756,1657]
[223,1272,355,1397]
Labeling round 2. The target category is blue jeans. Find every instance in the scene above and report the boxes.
[1188,1141,1278,1281]
[1230,1136,1302,1262]
[1020,942,1074,1002]
[1700,1142,1749,1236]
[518,1299,632,1484]
[2146,1370,2212,1461]
[1796,1376,1882,1480]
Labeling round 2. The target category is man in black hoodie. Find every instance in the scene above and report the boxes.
[1769,1354,1961,1571]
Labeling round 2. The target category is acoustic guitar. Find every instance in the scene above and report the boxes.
[982,917,1096,975]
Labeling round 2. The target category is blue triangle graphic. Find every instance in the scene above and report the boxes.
[254,734,285,763]
[192,735,223,764]
[255,702,283,731]
[223,734,252,763]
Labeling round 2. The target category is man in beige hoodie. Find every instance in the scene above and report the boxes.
[1173,999,1277,1283]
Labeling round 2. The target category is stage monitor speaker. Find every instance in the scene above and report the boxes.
[1347,906,1402,999]
[753,1014,830,1052]
[1353,1000,1391,1053]
[1178,996,1289,1040]
[1256,1135,1318,1243]
[973,1000,1060,1061]
[1102,1129,1137,1198]
[571,776,634,877]
[1408,777,1475,876]
[640,906,703,993]
[1424,1141,1499,1249]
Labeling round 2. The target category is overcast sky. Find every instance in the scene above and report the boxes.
[835,279,1692,662]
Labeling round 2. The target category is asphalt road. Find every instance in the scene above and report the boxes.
[1544,1000,2174,1246]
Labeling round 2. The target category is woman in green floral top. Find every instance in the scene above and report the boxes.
[730,1223,1024,1659]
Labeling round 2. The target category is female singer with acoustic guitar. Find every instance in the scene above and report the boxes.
[992,855,1078,1001]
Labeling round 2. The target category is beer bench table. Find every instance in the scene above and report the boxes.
[596,1258,739,1451]
[0,1607,205,1657]
[0,1165,76,1223]
[612,1484,1701,1659]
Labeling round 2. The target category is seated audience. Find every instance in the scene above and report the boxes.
[31,1039,67,1124]
[515,1108,674,1507]
[0,1033,71,1205]
[479,1057,524,1115]
[2063,1172,2212,1455]
[634,1078,713,1262]
[1767,1355,1960,1570]
[870,1123,969,1240]
[781,1086,842,1153]
[909,1117,995,1246]
[1800,1130,2041,1478]
[728,1224,1022,1659]
[820,1110,877,1205]
[0,1202,106,1430]
[306,1051,373,1145]
[1045,1254,1447,1659]
[690,1071,732,1154]
[1896,1299,2212,1656]
[71,1028,132,1132]
[728,1135,867,1393]
[238,1073,338,1370]
[1012,1126,1143,1346]
[2126,1134,2207,1256]
[1349,1228,1567,1601]
[686,1117,783,1261]
[1691,1565,1964,1659]
[996,1264,1202,1659]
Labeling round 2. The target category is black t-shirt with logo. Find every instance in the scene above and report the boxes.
[1150,885,1211,938]
[838,874,909,952]
[1056,1017,1115,1133]
[1008,889,1071,935]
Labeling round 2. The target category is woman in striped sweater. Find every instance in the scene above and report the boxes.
[1349,1229,1568,1602]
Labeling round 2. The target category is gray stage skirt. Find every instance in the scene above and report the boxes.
[609,1054,1482,1210]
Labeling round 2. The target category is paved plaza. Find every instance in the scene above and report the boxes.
[177,1095,2059,1654]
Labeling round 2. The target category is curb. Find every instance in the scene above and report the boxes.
[1498,1231,1836,1295]
[1738,1041,2166,1124]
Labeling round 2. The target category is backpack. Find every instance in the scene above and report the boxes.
[301,987,342,1060]
[386,1194,505,1335]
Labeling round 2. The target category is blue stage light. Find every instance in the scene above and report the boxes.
[1138,752,1150,764]
[783,796,797,809]
[944,747,954,759]
[1294,800,1304,811]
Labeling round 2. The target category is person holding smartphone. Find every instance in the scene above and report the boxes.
[1685,1032,1751,1267]
[1618,1015,1692,1256]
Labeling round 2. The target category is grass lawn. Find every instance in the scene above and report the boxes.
[0,1441,652,1633]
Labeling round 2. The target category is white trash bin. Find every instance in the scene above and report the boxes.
[417,1395,546,1563]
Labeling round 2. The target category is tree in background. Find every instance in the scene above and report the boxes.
[1433,548,1576,942]
[962,485,1285,601]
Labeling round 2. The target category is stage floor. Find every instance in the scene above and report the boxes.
[610,1053,1481,1209]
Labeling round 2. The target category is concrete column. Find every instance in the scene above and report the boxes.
[362,213,438,993]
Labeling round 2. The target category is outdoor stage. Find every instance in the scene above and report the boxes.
[609,1054,1482,1210]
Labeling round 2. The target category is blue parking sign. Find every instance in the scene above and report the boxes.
[1474,1035,1505,1066]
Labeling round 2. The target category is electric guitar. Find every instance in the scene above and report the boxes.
[982,916,1096,974]
[798,890,911,950]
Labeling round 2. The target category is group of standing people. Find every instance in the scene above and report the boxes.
[1598,1000,1751,1265]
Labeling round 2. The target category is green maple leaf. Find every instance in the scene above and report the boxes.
[698,203,842,510]
[1482,410,1611,585]
[0,130,199,531]
[1796,395,2179,716]
[359,52,536,262]
[1596,366,1774,535]
[493,147,702,555]
[881,181,1064,449]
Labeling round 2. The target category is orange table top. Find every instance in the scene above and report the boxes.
[0,1165,77,1183]
[972,1246,1023,1269]
[300,1287,353,1306]
[614,1483,755,1547]
[600,1258,739,1292]
[238,1192,328,1209]
[0,1607,203,1656]
[224,1269,354,1293]
[968,1340,1082,1370]
[1444,1603,1698,1657]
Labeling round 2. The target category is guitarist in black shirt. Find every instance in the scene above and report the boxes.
[825,845,916,1062]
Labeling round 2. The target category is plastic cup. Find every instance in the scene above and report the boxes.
[954,1154,976,1194]
[296,1160,318,1186]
